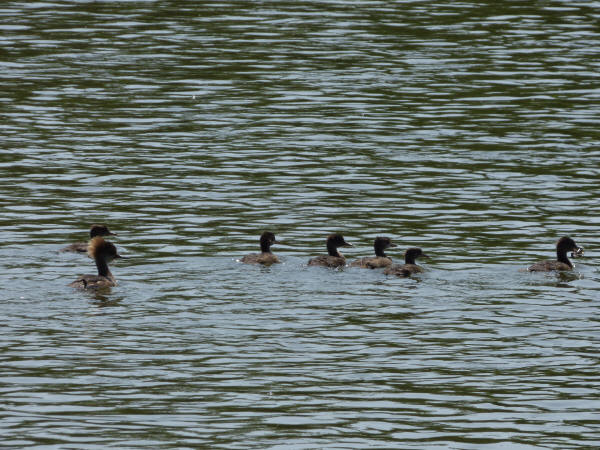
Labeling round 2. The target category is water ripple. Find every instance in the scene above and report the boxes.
[1,0,600,448]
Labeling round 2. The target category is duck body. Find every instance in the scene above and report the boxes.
[527,260,572,272]
[69,274,116,289]
[384,248,428,277]
[351,256,393,269]
[241,231,280,266]
[60,224,115,253]
[61,242,89,253]
[308,254,347,268]
[308,233,352,268]
[350,237,396,269]
[384,263,423,277]
[527,236,582,272]
[69,237,122,289]
[241,253,280,265]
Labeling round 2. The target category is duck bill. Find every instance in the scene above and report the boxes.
[343,242,353,248]
[389,243,398,247]
[571,246,584,257]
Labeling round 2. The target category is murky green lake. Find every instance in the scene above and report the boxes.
[1,1,599,448]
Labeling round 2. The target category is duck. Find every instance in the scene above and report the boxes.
[384,247,428,277]
[60,224,116,253]
[308,233,353,268]
[350,236,397,268]
[527,236,583,272]
[69,237,122,289]
[240,231,280,265]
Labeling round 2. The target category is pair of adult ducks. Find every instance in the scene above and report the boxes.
[64,226,584,290]
[241,232,585,275]
[62,224,122,289]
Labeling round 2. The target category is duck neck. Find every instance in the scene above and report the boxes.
[405,252,416,265]
[95,257,114,280]
[557,248,572,268]
[260,241,272,254]
[374,245,386,258]
[327,241,341,257]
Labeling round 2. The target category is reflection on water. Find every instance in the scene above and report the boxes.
[1,0,599,448]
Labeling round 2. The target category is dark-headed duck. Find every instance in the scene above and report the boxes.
[384,247,428,277]
[69,237,122,289]
[350,236,397,269]
[527,236,583,272]
[240,231,280,266]
[308,233,352,268]
[60,224,116,253]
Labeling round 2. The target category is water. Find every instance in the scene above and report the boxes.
[1,1,600,448]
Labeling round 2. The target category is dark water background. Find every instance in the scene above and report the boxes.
[1,1,599,448]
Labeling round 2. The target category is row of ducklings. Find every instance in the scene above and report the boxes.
[63,225,584,290]
[242,232,428,277]
[63,225,122,289]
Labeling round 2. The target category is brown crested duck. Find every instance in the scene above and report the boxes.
[60,224,116,253]
[69,237,122,289]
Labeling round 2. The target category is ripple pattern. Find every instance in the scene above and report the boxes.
[1,1,599,448]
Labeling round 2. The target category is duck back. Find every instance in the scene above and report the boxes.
[60,242,88,253]
[350,256,392,269]
[69,274,116,289]
[527,260,572,272]
[308,255,346,268]
[241,253,280,265]
[384,263,423,277]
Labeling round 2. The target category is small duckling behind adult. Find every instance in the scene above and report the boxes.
[60,224,116,253]
[527,236,583,272]
[308,233,353,268]
[240,231,280,265]
[384,247,428,277]
[350,236,397,269]
[69,237,122,289]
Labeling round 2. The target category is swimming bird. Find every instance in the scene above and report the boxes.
[69,237,122,289]
[527,236,583,272]
[240,231,280,265]
[350,236,397,268]
[384,247,428,277]
[60,224,116,253]
[308,233,353,268]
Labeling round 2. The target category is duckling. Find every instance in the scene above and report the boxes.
[240,231,280,265]
[527,236,583,272]
[308,233,352,268]
[60,224,116,253]
[350,236,397,269]
[384,247,428,277]
[69,237,122,289]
